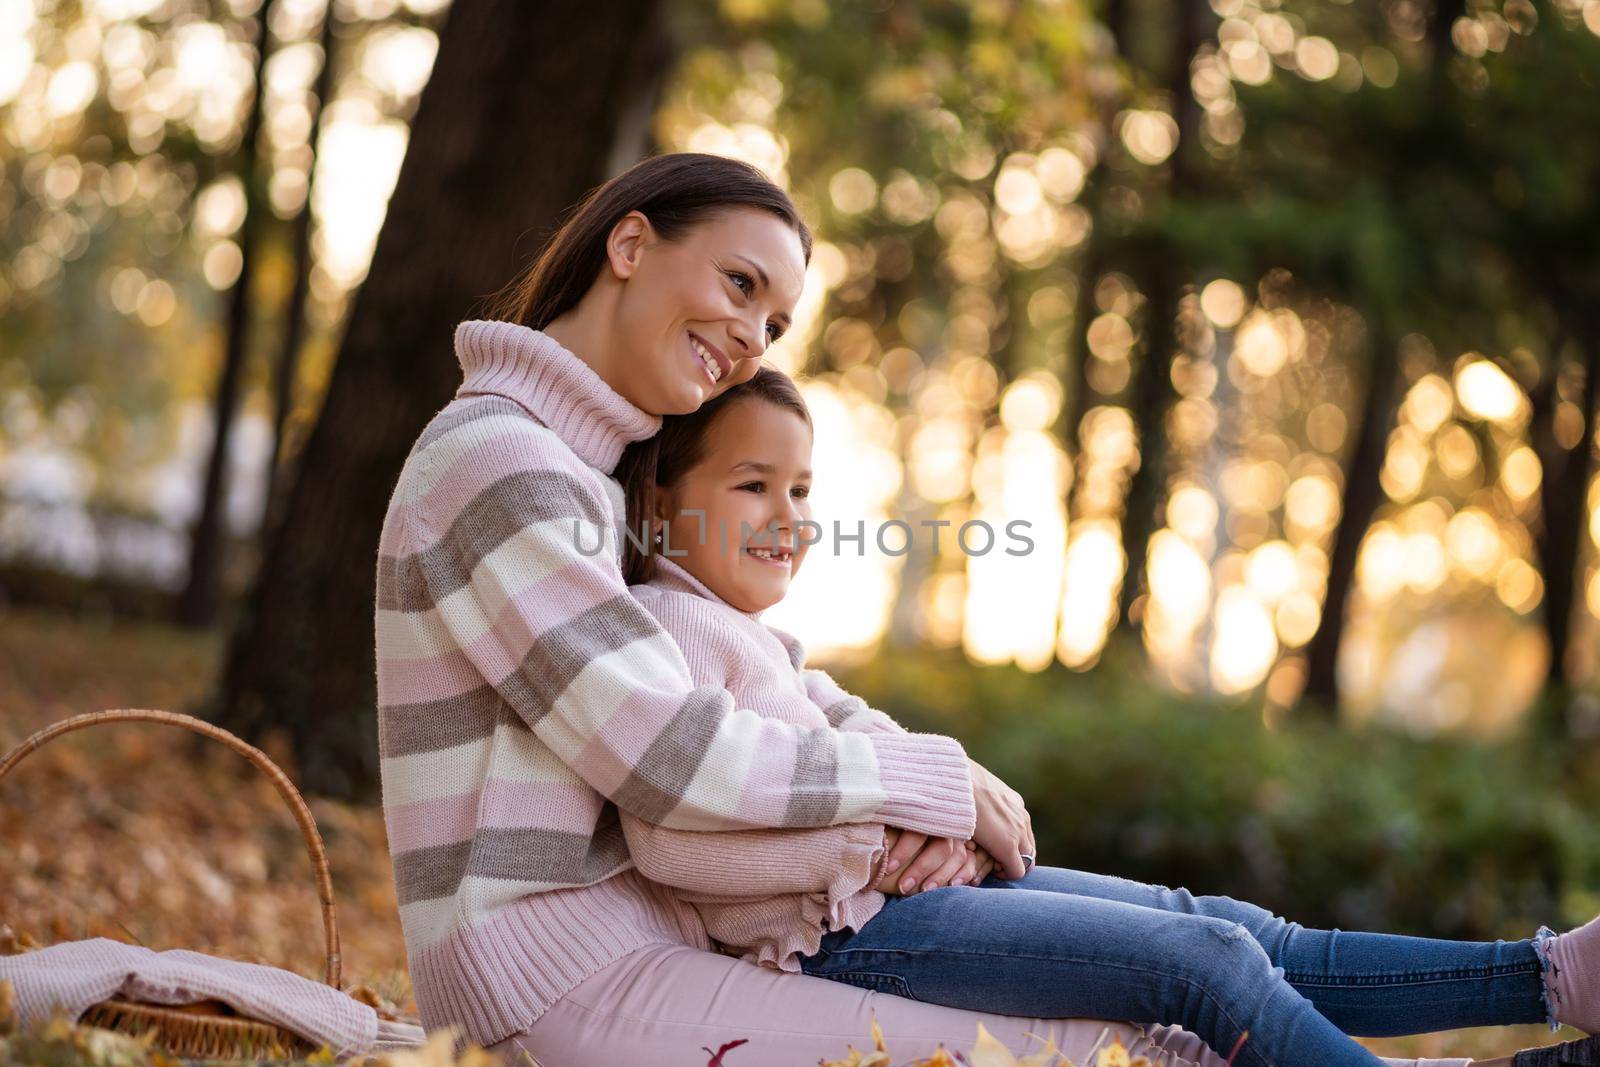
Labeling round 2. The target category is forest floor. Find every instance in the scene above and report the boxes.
[0,604,1570,1066]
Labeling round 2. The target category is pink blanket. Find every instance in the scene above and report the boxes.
[0,938,395,1056]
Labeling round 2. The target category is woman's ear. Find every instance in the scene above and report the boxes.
[605,210,654,281]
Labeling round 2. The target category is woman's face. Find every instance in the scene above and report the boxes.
[654,398,814,614]
[610,207,807,415]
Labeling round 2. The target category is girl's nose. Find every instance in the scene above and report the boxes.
[774,495,802,529]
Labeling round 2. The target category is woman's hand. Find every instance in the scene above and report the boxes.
[968,757,1035,881]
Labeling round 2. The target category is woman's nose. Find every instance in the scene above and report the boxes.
[730,313,769,358]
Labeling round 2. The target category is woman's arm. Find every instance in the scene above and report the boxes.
[385,412,974,839]
[619,807,888,897]
[612,591,891,899]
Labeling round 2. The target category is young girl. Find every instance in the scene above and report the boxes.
[613,364,1600,1067]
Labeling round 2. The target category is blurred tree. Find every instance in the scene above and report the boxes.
[1303,0,1466,710]
[1113,0,1211,635]
[661,0,1113,665]
[211,0,673,797]
[179,0,279,627]
[262,0,338,527]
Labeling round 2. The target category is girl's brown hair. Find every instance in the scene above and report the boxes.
[615,366,812,586]
[484,152,813,329]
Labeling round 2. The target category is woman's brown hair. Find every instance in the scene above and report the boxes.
[615,366,812,586]
[484,152,813,329]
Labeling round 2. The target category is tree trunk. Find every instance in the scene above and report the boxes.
[1300,0,1462,711]
[1115,0,1206,632]
[178,0,276,626]
[263,0,338,526]
[1117,269,1177,629]
[209,0,671,799]
[1302,322,1399,707]
[1533,312,1599,702]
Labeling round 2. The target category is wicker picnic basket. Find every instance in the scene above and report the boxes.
[0,708,343,1060]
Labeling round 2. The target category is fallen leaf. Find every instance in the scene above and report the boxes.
[702,1038,748,1066]
[968,1021,1023,1067]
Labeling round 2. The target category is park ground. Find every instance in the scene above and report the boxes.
[0,605,1569,1064]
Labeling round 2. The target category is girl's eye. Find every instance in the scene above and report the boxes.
[738,481,765,493]
[792,486,809,498]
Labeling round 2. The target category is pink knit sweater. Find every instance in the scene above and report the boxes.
[373,320,976,1048]
[622,554,913,973]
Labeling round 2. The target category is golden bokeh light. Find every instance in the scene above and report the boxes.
[1211,585,1278,694]
[1117,108,1180,165]
[829,166,878,214]
[1500,445,1542,501]
[1199,278,1246,328]
[1454,359,1525,424]
[1495,557,1543,614]
[1235,309,1290,375]
[1404,375,1455,433]
[1057,519,1124,669]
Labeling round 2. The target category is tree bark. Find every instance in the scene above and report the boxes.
[1300,0,1463,710]
[1302,321,1399,707]
[210,0,671,798]
[179,0,277,626]
[262,0,338,526]
[1115,0,1207,632]
[1532,312,1599,697]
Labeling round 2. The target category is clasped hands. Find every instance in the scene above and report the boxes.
[873,757,1036,896]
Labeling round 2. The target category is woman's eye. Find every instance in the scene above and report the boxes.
[726,270,754,296]
[766,323,782,342]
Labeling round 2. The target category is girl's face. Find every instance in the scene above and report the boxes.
[654,398,814,614]
[611,207,807,415]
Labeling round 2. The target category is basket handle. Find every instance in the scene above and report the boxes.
[0,708,342,989]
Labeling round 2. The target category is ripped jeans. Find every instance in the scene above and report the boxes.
[796,865,1557,1067]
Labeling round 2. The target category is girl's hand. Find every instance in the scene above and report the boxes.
[875,826,923,891]
[968,840,997,884]
[872,833,963,895]
[925,839,993,890]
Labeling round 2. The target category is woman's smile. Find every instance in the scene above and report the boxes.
[689,331,731,385]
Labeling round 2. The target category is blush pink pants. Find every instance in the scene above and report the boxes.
[484,943,1471,1067]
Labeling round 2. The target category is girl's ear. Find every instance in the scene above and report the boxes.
[650,484,675,535]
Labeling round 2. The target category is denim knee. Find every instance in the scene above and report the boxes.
[1173,917,1279,991]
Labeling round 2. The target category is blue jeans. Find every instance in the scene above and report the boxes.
[796,865,1557,1067]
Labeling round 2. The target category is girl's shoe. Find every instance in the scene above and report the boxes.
[1513,1033,1600,1066]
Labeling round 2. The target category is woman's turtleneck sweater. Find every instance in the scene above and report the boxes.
[373,319,976,1048]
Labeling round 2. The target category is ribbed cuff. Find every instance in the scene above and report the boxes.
[868,731,975,840]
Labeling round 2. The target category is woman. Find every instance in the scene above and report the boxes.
[373,151,1596,1066]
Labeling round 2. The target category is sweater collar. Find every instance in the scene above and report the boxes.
[646,553,768,622]
[453,319,662,474]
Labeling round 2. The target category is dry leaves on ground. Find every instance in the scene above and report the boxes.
[810,1015,1167,1067]
[0,609,415,1018]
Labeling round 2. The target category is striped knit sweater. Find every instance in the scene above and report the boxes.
[621,553,911,973]
[373,319,977,1048]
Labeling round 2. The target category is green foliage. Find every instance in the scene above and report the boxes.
[837,649,1600,941]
